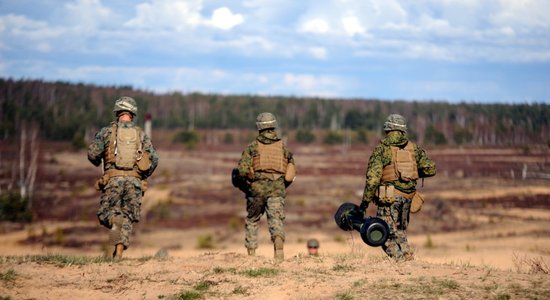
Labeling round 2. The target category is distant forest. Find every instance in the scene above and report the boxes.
[1,78,549,147]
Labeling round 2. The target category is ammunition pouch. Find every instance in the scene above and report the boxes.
[137,150,152,174]
[377,185,395,204]
[377,185,415,205]
[410,192,424,214]
[285,163,296,183]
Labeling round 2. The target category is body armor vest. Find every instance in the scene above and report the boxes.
[105,123,143,171]
[252,140,288,174]
[381,142,419,183]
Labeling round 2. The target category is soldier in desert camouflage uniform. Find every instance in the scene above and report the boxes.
[237,112,296,260]
[360,114,436,261]
[88,97,159,259]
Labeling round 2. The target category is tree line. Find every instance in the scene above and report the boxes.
[1,78,549,147]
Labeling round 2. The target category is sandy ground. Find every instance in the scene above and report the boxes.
[1,146,550,299]
[1,211,550,299]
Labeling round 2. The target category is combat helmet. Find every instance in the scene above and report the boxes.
[307,239,319,249]
[113,96,138,116]
[256,112,278,131]
[383,114,407,133]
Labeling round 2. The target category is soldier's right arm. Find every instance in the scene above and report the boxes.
[361,145,387,205]
[87,127,109,167]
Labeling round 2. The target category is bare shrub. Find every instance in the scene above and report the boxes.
[512,253,549,274]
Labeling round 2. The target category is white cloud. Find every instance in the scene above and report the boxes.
[282,73,344,97]
[0,14,63,51]
[125,0,203,30]
[309,47,327,60]
[500,26,515,37]
[300,18,330,34]
[209,7,244,30]
[64,0,111,29]
[341,16,365,36]
[491,0,550,28]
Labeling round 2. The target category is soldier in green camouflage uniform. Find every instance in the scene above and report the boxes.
[88,97,159,259]
[360,114,436,261]
[238,112,295,260]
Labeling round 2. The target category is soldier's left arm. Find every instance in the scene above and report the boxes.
[142,133,159,177]
[415,144,436,178]
[87,127,108,167]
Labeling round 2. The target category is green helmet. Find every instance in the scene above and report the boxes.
[307,239,319,249]
[383,114,407,133]
[256,112,278,131]
[113,96,138,116]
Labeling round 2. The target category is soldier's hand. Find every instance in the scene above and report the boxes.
[359,201,369,216]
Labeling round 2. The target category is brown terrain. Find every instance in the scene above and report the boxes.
[1,137,549,299]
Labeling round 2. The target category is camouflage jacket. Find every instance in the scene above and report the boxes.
[361,131,436,204]
[238,130,295,198]
[87,120,159,179]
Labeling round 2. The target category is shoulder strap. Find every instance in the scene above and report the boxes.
[104,122,118,164]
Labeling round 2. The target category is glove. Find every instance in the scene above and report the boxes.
[359,201,369,216]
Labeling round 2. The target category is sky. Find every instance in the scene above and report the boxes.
[0,0,549,103]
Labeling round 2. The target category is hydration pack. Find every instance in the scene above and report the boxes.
[105,123,147,171]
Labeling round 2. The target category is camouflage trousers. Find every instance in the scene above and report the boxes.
[97,176,143,249]
[376,196,412,260]
[245,196,285,250]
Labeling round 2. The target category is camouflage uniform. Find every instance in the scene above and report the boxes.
[238,129,295,251]
[361,116,436,260]
[88,120,159,250]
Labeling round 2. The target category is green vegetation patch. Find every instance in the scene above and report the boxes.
[332,264,355,272]
[0,192,32,222]
[0,254,163,267]
[361,276,463,298]
[212,266,237,274]
[232,286,248,295]
[175,290,202,300]
[335,290,355,300]
[1,254,112,267]
[0,269,17,283]
[240,267,280,277]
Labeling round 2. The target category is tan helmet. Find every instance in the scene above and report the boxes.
[113,96,138,116]
[256,112,278,131]
[383,114,407,133]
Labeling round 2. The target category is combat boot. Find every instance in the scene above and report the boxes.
[109,215,124,245]
[274,237,284,261]
[113,243,124,260]
[247,248,256,256]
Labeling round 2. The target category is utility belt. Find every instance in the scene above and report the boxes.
[376,184,424,213]
[95,168,147,192]
[255,171,284,181]
[376,185,415,204]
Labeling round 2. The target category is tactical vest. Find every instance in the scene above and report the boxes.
[381,142,419,183]
[105,123,144,171]
[252,140,288,174]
